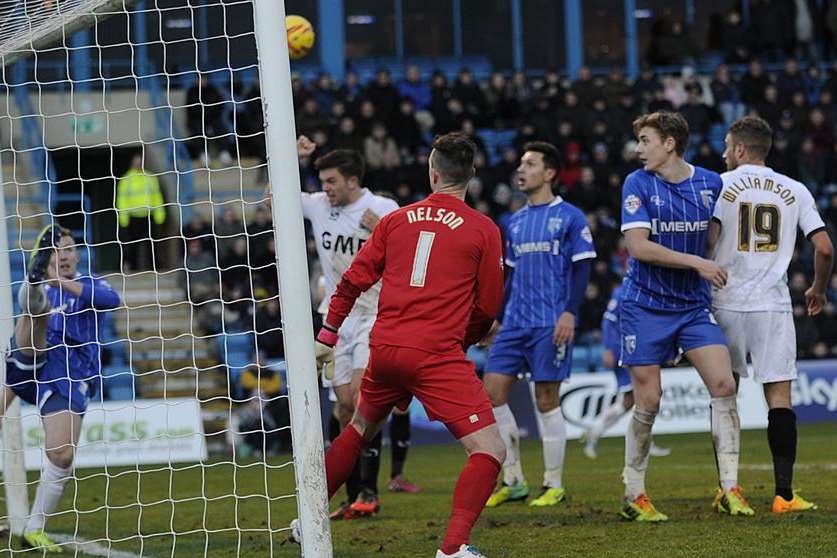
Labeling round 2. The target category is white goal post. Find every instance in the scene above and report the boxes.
[253,0,332,555]
[0,0,331,555]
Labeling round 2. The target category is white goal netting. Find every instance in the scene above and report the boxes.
[0,0,328,556]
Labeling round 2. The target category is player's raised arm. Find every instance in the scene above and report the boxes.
[297,134,316,159]
[464,225,505,346]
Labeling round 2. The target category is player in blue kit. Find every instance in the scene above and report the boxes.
[581,284,670,459]
[618,112,751,522]
[482,142,595,508]
[5,225,120,551]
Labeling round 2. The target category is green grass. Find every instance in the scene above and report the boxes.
[3,423,837,557]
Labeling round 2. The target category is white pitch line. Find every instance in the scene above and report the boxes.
[49,533,147,558]
[663,462,837,471]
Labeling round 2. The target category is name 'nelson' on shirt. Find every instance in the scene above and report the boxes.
[722,176,796,205]
[406,206,464,230]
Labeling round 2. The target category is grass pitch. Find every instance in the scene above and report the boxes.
[3,422,836,557]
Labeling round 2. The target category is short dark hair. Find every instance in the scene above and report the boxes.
[523,141,562,182]
[314,149,365,183]
[633,112,690,155]
[728,116,773,159]
[430,133,476,185]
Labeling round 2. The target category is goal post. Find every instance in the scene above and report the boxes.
[0,0,331,554]
[0,167,30,537]
[253,0,332,555]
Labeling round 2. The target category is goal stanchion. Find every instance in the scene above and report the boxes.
[253,0,332,554]
[0,167,30,537]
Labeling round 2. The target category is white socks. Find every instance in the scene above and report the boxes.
[25,459,71,533]
[711,395,741,491]
[538,407,567,489]
[492,404,524,486]
[623,407,656,500]
[494,404,567,488]
[588,393,628,444]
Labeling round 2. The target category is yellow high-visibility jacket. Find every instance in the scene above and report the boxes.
[116,169,166,227]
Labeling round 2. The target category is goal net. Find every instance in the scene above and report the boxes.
[0,0,329,556]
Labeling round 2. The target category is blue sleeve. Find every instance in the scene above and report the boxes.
[620,173,652,232]
[504,230,517,268]
[565,258,591,316]
[569,211,597,262]
[79,277,121,310]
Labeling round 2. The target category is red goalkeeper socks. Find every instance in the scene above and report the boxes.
[441,452,501,554]
[325,425,366,500]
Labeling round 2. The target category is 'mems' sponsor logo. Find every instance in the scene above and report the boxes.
[651,219,709,234]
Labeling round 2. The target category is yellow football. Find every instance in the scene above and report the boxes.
[286,14,315,60]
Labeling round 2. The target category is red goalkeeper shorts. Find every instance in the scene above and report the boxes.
[356,344,495,439]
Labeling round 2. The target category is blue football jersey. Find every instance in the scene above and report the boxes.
[503,197,597,328]
[620,166,721,310]
[42,275,121,395]
[601,286,622,352]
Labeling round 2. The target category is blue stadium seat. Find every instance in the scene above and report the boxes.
[217,332,256,397]
[572,346,590,372]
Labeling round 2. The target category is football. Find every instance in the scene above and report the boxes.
[286,14,315,59]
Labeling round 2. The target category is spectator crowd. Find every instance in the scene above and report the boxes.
[182,53,837,360]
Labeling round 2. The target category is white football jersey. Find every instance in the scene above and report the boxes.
[711,164,826,312]
[302,188,399,317]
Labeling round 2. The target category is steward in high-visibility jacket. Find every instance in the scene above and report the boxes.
[116,156,166,271]
[116,167,166,228]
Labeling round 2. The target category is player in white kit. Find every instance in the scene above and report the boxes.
[709,116,833,513]
[295,137,419,519]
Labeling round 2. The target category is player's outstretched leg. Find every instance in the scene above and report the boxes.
[437,424,504,558]
[584,391,630,460]
[688,345,754,516]
[387,409,422,493]
[764,382,817,513]
[529,381,567,507]
[620,365,667,522]
[327,410,360,520]
[329,381,362,520]
[22,407,81,553]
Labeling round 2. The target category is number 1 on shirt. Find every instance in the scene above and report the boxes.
[410,231,436,287]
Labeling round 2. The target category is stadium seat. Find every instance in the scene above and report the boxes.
[217,332,256,398]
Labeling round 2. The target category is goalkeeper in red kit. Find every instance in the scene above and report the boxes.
[298,133,506,558]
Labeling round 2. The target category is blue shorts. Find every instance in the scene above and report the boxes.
[5,339,90,416]
[615,364,632,392]
[604,343,632,391]
[619,303,727,367]
[485,326,572,383]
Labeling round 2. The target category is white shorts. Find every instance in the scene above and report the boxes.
[712,308,797,384]
[326,313,375,388]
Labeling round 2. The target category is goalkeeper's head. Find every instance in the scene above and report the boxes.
[48,226,79,280]
[428,133,476,194]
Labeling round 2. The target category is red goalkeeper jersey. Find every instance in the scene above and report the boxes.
[326,192,504,354]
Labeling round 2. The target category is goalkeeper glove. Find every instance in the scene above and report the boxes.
[315,325,338,381]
